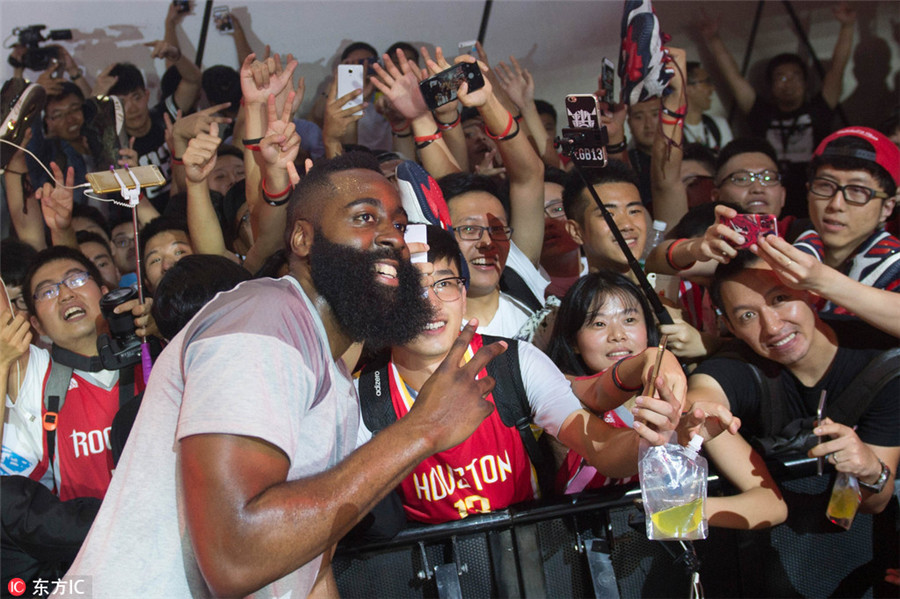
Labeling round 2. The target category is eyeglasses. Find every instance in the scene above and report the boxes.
[32,271,91,302]
[544,201,566,220]
[718,169,781,188]
[46,105,83,121]
[808,178,889,206]
[452,225,514,241]
[427,276,467,302]
[10,295,28,311]
[112,235,135,249]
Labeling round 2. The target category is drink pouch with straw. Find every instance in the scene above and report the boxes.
[639,434,709,541]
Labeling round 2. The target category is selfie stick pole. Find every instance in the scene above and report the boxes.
[556,131,674,327]
[112,166,153,379]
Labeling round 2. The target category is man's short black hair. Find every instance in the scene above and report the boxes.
[709,250,763,319]
[284,151,383,248]
[1,239,38,288]
[72,204,110,237]
[809,135,896,197]
[202,65,241,113]
[76,230,114,255]
[765,53,808,87]
[108,63,146,96]
[426,225,463,276]
[544,166,569,188]
[683,143,716,175]
[341,42,377,62]
[666,201,742,240]
[386,42,419,64]
[460,106,481,124]
[437,172,511,220]
[715,138,779,181]
[45,81,84,106]
[562,159,639,225]
[534,99,557,123]
[138,217,190,272]
[151,254,250,340]
[23,245,104,317]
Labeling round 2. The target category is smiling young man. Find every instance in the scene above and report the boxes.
[64,152,509,598]
[356,226,684,524]
[562,160,647,281]
[689,251,899,517]
[137,217,195,296]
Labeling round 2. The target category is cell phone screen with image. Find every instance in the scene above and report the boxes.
[419,62,484,111]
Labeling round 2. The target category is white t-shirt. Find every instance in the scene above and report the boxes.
[63,276,358,599]
[682,114,733,151]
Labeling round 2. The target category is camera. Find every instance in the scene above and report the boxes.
[9,25,73,72]
[97,287,142,371]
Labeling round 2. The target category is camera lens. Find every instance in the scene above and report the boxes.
[99,287,139,339]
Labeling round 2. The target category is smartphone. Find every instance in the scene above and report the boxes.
[172,0,190,14]
[85,166,166,194]
[458,40,478,57]
[213,6,234,33]
[564,94,607,167]
[337,64,364,115]
[601,57,616,106]
[419,62,484,111]
[404,223,427,264]
[724,214,778,249]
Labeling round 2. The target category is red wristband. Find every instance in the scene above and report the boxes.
[390,120,411,133]
[244,144,262,152]
[612,357,642,392]
[484,111,514,140]
[262,178,293,200]
[665,238,695,271]
[436,113,461,130]
[413,128,442,144]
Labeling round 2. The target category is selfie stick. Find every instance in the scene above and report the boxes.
[555,128,674,327]
[111,165,153,379]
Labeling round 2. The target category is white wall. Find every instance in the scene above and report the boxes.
[1,0,897,132]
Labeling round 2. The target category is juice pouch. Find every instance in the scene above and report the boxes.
[639,435,708,541]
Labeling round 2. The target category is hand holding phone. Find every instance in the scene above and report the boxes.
[404,223,428,264]
[723,214,778,249]
[419,62,484,111]
[213,6,234,33]
[337,64,365,115]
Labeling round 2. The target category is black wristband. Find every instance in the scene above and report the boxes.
[242,137,263,146]
[607,139,627,154]
[264,196,291,207]
[661,105,686,119]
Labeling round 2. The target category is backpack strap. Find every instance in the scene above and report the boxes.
[43,359,74,494]
[828,348,900,427]
[482,335,556,498]
[499,269,543,313]
[700,114,722,149]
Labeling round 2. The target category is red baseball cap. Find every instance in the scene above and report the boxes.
[813,127,900,189]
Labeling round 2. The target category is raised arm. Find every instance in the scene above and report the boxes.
[35,162,77,249]
[650,47,689,230]
[495,57,552,167]
[144,40,202,114]
[3,129,46,251]
[457,55,545,266]
[229,12,254,65]
[183,122,235,260]
[646,204,745,275]
[697,12,756,114]
[422,46,470,173]
[179,324,504,597]
[754,234,900,338]
[820,2,856,109]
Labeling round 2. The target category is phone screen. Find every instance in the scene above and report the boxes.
[564,94,607,167]
[601,58,615,105]
[419,62,484,111]
[724,214,779,248]
[85,166,166,194]
[213,6,233,32]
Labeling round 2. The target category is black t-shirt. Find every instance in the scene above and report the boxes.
[693,346,899,448]
[747,93,836,165]
[133,101,174,212]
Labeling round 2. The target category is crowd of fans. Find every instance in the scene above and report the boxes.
[0,1,898,596]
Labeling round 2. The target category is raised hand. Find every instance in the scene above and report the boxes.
[454,55,493,109]
[118,136,138,168]
[752,234,826,292]
[631,375,682,446]
[35,61,63,96]
[369,51,428,121]
[144,40,182,62]
[113,297,159,339]
[494,56,534,111]
[240,52,298,107]
[183,122,223,183]
[0,310,32,370]
[323,78,365,142]
[172,102,232,150]
[697,10,721,40]
[36,162,74,233]
[260,93,301,170]
[269,52,305,120]
[92,64,119,97]
[421,46,461,122]
[832,1,857,25]
[676,401,741,446]
[682,203,745,265]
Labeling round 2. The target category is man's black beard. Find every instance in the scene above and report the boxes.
[310,229,433,349]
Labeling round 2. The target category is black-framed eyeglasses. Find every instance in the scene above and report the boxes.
[427,276,467,302]
[452,225,514,241]
[808,178,889,206]
[32,271,91,302]
[544,201,566,220]
[718,169,781,188]
[10,295,28,311]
